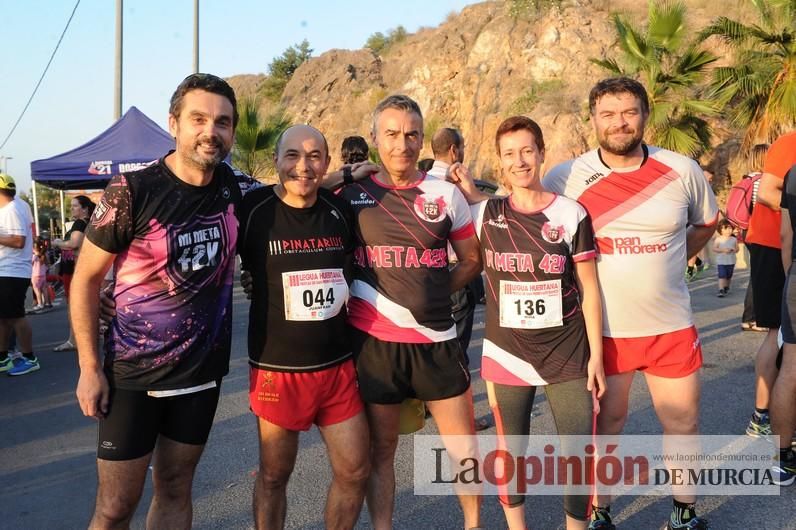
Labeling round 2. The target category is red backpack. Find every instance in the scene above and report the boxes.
[725,172,762,230]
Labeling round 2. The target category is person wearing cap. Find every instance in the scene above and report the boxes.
[0,173,39,376]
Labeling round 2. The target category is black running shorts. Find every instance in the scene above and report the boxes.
[0,276,29,319]
[350,328,471,404]
[749,243,785,329]
[97,382,221,461]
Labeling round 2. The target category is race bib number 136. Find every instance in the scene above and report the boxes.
[282,268,348,321]
[499,279,563,329]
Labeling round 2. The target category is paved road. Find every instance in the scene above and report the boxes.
[2,269,794,529]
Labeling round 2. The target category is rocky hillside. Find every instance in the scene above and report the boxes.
[227,0,753,186]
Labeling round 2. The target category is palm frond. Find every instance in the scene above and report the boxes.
[648,101,674,128]
[765,73,796,125]
[589,57,625,75]
[674,47,718,77]
[648,1,686,51]
[751,0,775,28]
[653,120,703,158]
[697,17,753,45]
[232,99,290,178]
[679,98,720,116]
[749,26,794,47]
[614,14,651,66]
[711,65,745,87]
[738,73,772,97]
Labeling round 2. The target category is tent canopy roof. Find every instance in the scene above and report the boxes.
[30,106,174,190]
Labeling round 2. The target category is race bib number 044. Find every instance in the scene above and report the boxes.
[282,268,348,321]
[499,279,563,329]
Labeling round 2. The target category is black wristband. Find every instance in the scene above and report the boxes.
[342,166,354,185]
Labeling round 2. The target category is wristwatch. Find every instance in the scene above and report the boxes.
[342,166,354,185]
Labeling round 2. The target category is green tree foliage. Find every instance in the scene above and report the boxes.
[507,0,562,19]
[509,79,566,114]
[232,99,290,179]
[701,0,796,147]
[368,146,382,166]
[260,40,313,101]
[27,183,62,235]
[365,26,408,55]
[591,1,719,157]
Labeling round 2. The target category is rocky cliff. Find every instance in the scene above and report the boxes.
[227,0,750,185]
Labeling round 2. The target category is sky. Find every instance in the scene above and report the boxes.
[0,0,473,193]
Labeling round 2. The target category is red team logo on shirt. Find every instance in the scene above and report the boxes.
[413,195,448,223]
[541,222,564,244]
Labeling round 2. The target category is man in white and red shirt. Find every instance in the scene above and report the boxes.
[544,77,718,530]
[338,95,483,529]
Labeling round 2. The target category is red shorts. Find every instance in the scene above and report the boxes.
[249,360,363,431]
[602,326,702,378]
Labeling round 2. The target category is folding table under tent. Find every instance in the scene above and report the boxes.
[29,106,174,234]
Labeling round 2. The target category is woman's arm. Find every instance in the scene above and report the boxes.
[574,258,606,401]
[56,230,85,251]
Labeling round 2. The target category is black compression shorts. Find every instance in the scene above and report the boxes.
[490,378,594,519]
[97,382,221,461]
[351,328,470,404]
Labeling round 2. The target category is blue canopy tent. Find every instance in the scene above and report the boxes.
[31,106,173,190]
[29,106,174,234]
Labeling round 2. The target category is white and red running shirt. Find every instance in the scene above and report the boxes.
[339,173,476,343]
[473,195,596,385]
[543,145,718,338]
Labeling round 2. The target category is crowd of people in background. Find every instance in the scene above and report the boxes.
[0,188,96,376]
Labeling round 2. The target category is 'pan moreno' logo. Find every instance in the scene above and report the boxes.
[596,236,668,255]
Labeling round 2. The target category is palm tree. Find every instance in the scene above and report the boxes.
[232,99,290,179]
[591,1,719,157]
[701,0,796,147]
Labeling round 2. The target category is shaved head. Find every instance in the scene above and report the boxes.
[273,123,331,206]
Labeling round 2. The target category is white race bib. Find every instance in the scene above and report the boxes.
[282,268,348,321]
[499,279,563,329]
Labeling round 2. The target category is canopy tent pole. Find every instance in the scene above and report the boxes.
[193,0,199,73]
[31,182,40,236]
[114,0,123,121]
[59,190,65,237]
